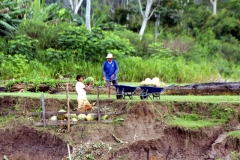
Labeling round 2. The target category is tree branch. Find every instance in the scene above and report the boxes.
[156,27,166,37]
[68,0,73,11]
[138,0,144,17]
[75,0,84,14]
[148,8,156,20]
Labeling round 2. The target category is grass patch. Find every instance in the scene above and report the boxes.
[165,113,222,129]
[227,130,240,139]
[160,95,240,103]
[0,116,16,127]
[229,151,240,160]
[111,117,124,125]
[0,92,240,103]
[208,106,236,122]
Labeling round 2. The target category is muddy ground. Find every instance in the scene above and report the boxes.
[0,96,240,160]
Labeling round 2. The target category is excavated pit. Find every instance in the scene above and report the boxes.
[0,123,70,160]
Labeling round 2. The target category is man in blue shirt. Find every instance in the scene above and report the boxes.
[102,53,119,99]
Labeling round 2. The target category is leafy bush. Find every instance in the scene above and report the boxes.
[0,37,8,53]
[208,106,236,122]
[0,53,52,80]
[203,9,240,40]
[16,20,73,49]
[58,25,88,51]
[44,48,76,64]
[220,40,240,64]
[114,30,142,56]
[0,54,29,79]
[185,5,211,31]
[58,26,136,62]
[8,35,38,60]
[148,43,173,59]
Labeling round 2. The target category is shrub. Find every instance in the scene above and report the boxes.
[8,35,38,60]
[16,20,74,49]
[0,54,28,79]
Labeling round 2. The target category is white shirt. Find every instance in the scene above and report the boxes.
[75,81,87,100]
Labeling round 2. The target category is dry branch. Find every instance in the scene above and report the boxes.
[0,8,9,14]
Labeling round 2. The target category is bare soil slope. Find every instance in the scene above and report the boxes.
[0,96,239,160]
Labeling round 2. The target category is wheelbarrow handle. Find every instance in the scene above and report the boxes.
[162,84,175,92]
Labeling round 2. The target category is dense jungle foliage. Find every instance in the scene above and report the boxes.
[0,0,239,85]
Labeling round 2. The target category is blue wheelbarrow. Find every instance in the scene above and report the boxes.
[139,85,173,100]
[113,85,139,99]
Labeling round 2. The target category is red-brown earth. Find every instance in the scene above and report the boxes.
[0,96,240,160]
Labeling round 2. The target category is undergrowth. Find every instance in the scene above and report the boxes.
[165,113,223,130]
[0,116,15,127]
[4,77,105,92]
[208,105,236,122]
[165,103,237,129]
[227,130,240,139]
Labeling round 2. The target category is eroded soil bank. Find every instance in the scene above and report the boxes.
[0,96,240,160]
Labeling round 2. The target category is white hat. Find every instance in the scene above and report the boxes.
[106,53,113,58]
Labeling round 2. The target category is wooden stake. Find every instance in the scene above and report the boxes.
[66,83,70,132]
[41,94,46,128]
[67,143,72,160]
[97,86,100,122]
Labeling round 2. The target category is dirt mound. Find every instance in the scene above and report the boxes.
[69,102,240,160]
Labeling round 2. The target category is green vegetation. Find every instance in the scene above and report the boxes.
[165,113,223,129]
[2,77,105,92]
[0,0,240,83]
[208,106,236,122]
[227,131,240,139]
[1,92,240,104]
[166,117,221,129]
[164,104,237,129]
[0,116,15,127]
[111,117,124,125]
[0,0,239,132]
[229,151,240,160]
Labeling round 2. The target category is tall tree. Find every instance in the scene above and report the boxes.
[86,0,91,30]
[138,0,159,40]
[210,0,217,15]
[67,0,84,14]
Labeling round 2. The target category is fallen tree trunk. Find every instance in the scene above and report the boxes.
[165,82,240,95]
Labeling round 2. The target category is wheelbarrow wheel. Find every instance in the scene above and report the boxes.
[116,95,123,99]
[140,93,148,100]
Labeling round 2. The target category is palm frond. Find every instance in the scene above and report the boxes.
[0,13,11,20]
[0,20,15,31]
